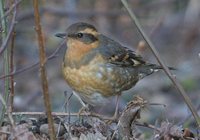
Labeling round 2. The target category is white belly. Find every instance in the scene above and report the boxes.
[77,91,110,106]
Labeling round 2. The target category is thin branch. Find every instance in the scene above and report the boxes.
[0,40,65,80]
[0,0,17,55]
[0,0,17,127]
[121,0,200,127]
[180,104,200,125]
[56,116,73,139]
[0,0,22,20]
[33,0,56,139]
[10,31,16,112]
[10,112,77,116]
[0,130,11,135]
[135,122,160,132]
[0,94,15,127]
[10,112,113,120]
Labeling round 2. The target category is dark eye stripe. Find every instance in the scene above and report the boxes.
[83,33,98,42]
[68,33,98,43]
[77,33,83,38]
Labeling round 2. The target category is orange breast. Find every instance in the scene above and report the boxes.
[62,54,114,97]
[66,38,99,63]
[62,51,139,106]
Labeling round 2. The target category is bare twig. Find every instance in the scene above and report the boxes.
[135,122,160,132]
[6,1,16,113]
[0,40,65,80]
[57,116,73,139]
[0,0,17,127]
[33,0,56,139]
[61,92,73,138]
[0,0,17,55]
[180,104,200,125]
[149,103,166,107]
[0,0,22,20]
[0,94,15,127]
[10,112,113,121]
[121,0,200,127]
[10,112,78,116]
[0,130,11,135]
[10,31,16,112]
[11,112,75,116]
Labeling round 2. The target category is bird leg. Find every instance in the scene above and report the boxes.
[73,91,87,107]
[114,94,120,119]
[72,91,90,116]
[106,94,121,122]
[78,104,90,116]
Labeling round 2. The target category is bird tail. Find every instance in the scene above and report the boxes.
[138,63,175,79]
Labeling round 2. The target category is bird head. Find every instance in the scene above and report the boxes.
[55,22,100,67]
[55,22,99,45]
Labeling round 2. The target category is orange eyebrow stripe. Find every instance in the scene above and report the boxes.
[80,28,99,36]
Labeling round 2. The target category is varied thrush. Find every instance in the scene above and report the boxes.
[56,22,172,116]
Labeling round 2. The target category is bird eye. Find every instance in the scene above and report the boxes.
[77,33,83,38]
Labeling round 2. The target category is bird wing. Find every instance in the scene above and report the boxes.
[98,35,146,67]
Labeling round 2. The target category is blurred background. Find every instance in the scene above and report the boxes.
[0,0,200,129]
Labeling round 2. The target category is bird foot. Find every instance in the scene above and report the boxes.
[78,104,90,117]
[90,111,120,123]
[105,112,120,123]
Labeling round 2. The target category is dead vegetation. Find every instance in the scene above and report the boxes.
[0,96,198,140]
[0,0,200,139]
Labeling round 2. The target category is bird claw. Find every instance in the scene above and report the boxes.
[78,104,90,117]
[105,112,120,124]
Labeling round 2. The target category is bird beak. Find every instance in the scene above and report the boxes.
[55,33,67,38]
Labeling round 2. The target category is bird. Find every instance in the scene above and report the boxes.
[55,22,173,119]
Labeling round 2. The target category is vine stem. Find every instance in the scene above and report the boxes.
[121,0,200,127]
